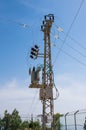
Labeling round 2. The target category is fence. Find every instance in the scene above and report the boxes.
[60,109,86,130]
[1,110,86,130]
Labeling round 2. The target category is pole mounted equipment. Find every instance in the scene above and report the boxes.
[29,14,56,130]
[30,45,39,59]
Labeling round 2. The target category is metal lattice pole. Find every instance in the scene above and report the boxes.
[41,14,54,130]
[29,14,55,130]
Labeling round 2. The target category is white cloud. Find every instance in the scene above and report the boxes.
[0,79,41,116]
[0,74,86,116]
[54,74,86,114]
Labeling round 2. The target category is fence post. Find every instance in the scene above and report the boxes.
[74,110,79,130]
[64,112,69,130]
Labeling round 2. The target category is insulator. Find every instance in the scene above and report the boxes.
[53,16,54,20]
[31,67,36,83]
[29,68,31,75]
[30,55,34,59]
[33,67,35,71]
[34,45,39,49]
[44,15,46,20]
[31,51,36,56]
[41,25,43,30]
[43,21,45,25]
[31,47,37,52]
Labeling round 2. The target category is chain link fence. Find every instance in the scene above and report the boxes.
[60,109,86,130]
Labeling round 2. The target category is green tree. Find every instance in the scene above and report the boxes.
[0,109,42,130]
[0,109,21,130]
[0,117,3,129]
[2,110,11,130]
[84,117,86,130]
[9,109,22,130]
[20,120,29,130]
[54,113,63,130]
[29,120,41,130]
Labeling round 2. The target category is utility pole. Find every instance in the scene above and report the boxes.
[29,14,55,130]
[41,14,54,130]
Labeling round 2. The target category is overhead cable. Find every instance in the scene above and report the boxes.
[28,90,38,114]
[62,49,86,67]
[51,30,86,59]
[59,38,86,58]
[0,17,29,28]
[63,31,86,50]
[54,25,86,50]
[53,0,85,65]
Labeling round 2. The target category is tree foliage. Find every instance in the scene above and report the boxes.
[1,109,21,130]
[0,109,62,130]
[54,113,63,130]
[21,120,29,130]
[0,109,41,130]
[29,120,41,130]
[84,118,86,130]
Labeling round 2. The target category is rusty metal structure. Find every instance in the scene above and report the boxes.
[29,14,55,130]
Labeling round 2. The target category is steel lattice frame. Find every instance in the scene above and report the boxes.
[41,14,54,130]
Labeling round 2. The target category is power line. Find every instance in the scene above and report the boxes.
[51,30,86,59]
[52,37,86,67]
[66,43,86,58]
[0,17,29,28]
[31,97,40,114]
[55,25,86,50]
[28,90,39,114]
[63,31,86,50]
[52,40,86,67]
[53,25,86,51]
[62,49,86,67]
[59,38,86,58]
[53,0,85,65]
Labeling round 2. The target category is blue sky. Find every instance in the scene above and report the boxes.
[0,0,86,117]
